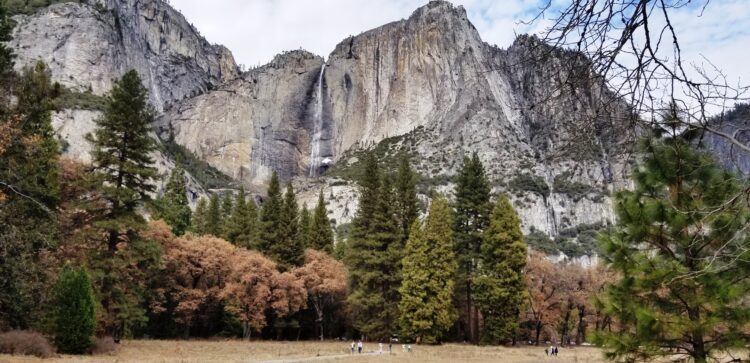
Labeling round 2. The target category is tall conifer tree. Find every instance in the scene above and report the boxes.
[399,194,457,343]
[244,196,259,247]
[453,152,491,343]
[86,70,159,338]
[219,193,233,238]
[297,203,312,249]
[395,156,419,238]
[474,195,527,344]
[271,183,303,270]
[225,188,257,248]
[347,170,403,340]
[87,70,157,251]
[0,61,60,329]
[191,196,208,235]
[154,167,191,235]
[257,171,283,254]
[309,190,334,253]
[205,193,222,237]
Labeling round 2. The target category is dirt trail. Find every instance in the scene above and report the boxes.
[258,352,381,363]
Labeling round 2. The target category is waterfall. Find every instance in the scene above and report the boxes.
[309,63,325,177]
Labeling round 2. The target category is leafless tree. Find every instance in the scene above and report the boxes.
[528,0,749,149]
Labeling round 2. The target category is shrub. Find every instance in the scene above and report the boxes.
[509,173,550,198]
[52,264,96,354]
[552,172,600,201]
[524,227,557,255]
[0,330,55,358]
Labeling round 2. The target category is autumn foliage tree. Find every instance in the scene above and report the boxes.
[149,222,233,337]
[222,248,306,339]
[523,252,564,345]
[293,249,347,341]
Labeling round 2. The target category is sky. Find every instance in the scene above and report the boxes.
[170,0,750,92]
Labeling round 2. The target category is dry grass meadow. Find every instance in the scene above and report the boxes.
[0,339,606,363]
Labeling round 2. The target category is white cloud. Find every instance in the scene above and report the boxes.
[170,0,750,95]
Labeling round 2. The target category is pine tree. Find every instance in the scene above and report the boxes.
[205,193,222,237]
[270,182,303,270]
[244,196,259,247]
[352,153,381,232]
[257,171,283,254]
[220,192,233,237]
[596,125,750,363]
[191,196,208,235]
[297,203,312,249]
[0,61,60,329]
[453,152,491,343]
[87,69,157,251]
[474,195,527,344]
[52,265,96,354]
[399,194,457,344]
[309,190,334,253]
[395,156,419,238]
[347,171,403,340]
[154,167,191,235]
[225,188,258,248]
[85,70,159,339]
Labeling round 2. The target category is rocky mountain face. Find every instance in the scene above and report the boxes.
[9,0,239,201]
[155,51,325,187]
[10,0,640,253]
[11,0,237,110]
[156,1,633,239]
[704,104,750,175]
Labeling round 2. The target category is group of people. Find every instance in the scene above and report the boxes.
[545,345,560,356]
[349,337,409,355]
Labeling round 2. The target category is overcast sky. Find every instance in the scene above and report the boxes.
[170,0,750,89]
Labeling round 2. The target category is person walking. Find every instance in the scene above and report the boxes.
[350,341,355,355]
[357,340,363,354]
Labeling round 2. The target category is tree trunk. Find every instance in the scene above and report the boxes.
[535,320,542,345]
[575,306,586,345]
[561,309,570,346]
[472,304,480,344]
[466,279,472,342]
[242,321,252,340]
[317,311,324,341]
[689,307,707,363]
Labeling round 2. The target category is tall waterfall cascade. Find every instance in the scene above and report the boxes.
[308,64,326,177]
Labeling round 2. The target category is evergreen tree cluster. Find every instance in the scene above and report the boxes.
[190,171,335,271]
[345,154,419,340]
[343,152,529,344]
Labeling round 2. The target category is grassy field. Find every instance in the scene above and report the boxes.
[0,340,606,363]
